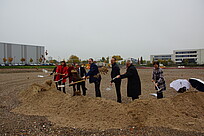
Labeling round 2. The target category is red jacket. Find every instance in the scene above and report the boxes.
[56,65,68,83]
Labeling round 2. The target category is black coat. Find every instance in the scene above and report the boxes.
[111,63,121,83]
[120,64,141,97]
[50,67,57,80]
[77,67,87,77]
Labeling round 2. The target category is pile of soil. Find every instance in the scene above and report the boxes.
[12,80,132,130]
[127,92,204,132]
[12,80,204,132]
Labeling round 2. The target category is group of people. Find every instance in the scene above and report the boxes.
[50,57,166,103]
[50,61,87,96]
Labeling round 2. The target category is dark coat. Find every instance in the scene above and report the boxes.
[111,63,121,83]
[120,64,141,97]
[68,66,75,83]
[86,63,101,83]
[77,67,87,78]
[50,67,57,81]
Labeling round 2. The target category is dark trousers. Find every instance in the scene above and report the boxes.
[55,82,59,90]
[73,84,80,96]
[115,82,122,103]
[58,81,65,94]
[73,82,87,96]
[80,81,87,96]
[132,95,139,101]
[94,81,101,97]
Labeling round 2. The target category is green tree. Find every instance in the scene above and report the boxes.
[20,58,26,64]
[8,57,13,64]
[68,55,81,63]
[137,58,140,65]
[121,60,126,65]
[183,59,189,65]
[101,57,106,62]
[167,59,174,65]
[81,60,88,64]
[140,56,143,64]
[30,58,33,64]
[105,56,109,63]
[112,55,123,61]
[39,57,43,64]
[49,60,57,64]
[3,58,7,64]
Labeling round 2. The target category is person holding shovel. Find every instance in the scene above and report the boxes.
[116,59,141,101]
[152,61,166,99]
[76,63,87,96]
[83,58,102,97]
[110,57,122,103]
[56,61,68,94]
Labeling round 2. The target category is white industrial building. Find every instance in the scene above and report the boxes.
[0,42,45,64]
[150,49,204,65]
[173,49,204,64]
[150,54,173,62]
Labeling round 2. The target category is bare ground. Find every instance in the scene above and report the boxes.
[0,68,204,136]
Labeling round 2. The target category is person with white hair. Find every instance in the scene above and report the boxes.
[116,59,141,100]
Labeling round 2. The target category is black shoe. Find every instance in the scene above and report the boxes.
[117,100,122,103]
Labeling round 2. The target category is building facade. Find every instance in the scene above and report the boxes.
[173,49,204,64]
[150,54,173,62]
[150,49,204,65]
[0,42,45,64]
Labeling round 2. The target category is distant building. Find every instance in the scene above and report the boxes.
[150,54,173,62]
[150,49,204,65]
[47,56,53,61]
[0,42,45,64]
[173,49,204,64]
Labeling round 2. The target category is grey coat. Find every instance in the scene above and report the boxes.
[152,68,166,91]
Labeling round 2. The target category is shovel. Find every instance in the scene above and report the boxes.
[106,77,118,91]
[37,74,51,78]
[150,82,162,97]
[58,80,86,88]
[69,80,86,87]
[42,69,52,74]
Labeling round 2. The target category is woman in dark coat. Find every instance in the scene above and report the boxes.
[116,59,141,100]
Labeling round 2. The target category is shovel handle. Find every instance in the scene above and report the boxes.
[153,82,161,91]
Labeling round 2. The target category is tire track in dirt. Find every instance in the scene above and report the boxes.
[0,74,52,86]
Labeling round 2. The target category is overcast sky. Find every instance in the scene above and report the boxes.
[0,0,204,60]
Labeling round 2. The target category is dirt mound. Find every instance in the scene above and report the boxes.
[128,91,204,132]
[12,81,132,130]
[12,81,204,132]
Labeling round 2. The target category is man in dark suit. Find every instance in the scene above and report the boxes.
[83,58,102,97]
[110,57,122,103]
[76,63,87,96]
[116,59,141,101]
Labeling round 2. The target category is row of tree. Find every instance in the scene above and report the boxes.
[2,57,44,64]
[57,55,148,65]
[64,55,188,66]
[2,55,185,66]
